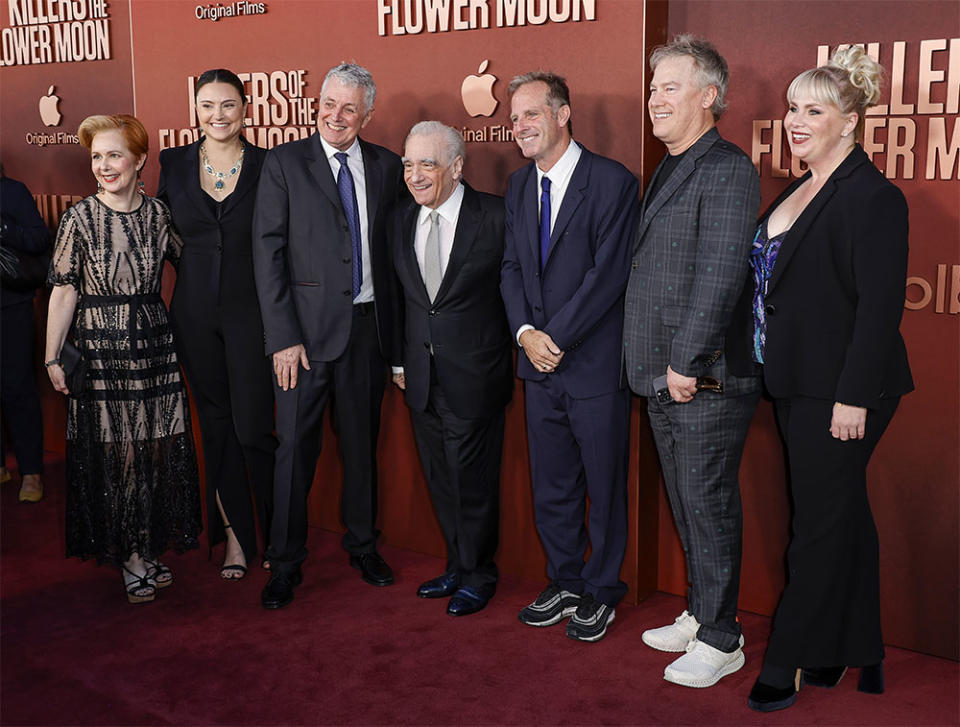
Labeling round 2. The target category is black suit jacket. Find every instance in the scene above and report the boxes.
[755,145,913,408]
[391,184,512,420]
[252,133,405,361]
[158,139,267,321]
[1,176,50,308]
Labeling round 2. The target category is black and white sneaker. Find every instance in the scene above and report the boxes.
[518,583,581,627]
[565,593,615,642]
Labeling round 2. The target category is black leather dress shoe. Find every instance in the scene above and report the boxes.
[349,552,394,587]
[417,572,459,598]
[447,585,495,616]
[261,569,302,609]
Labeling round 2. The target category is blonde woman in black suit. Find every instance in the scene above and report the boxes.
[746,47,913,712]
[158,69,276,581]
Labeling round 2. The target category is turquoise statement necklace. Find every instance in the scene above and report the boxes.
[200,142,244,190]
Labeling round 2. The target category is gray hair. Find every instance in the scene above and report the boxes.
[405,121,465,165]
[649,34,729,119]
[321,63,376,112]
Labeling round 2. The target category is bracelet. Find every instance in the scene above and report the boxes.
[44,358,61,368]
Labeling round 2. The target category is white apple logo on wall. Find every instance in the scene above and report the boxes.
[461,60,498,117]
[39,86,61,126]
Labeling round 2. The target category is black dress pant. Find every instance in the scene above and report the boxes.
[172,303,276,562]
[0,300,43,475]
[760,395,899,686]
[409,360,502,589]
[269,305,386,574]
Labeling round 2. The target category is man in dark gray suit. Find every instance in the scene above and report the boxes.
[624,35,761,687]
[253,63,405,609]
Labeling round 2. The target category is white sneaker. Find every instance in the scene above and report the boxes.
[663,638,746,688]
[641,610,701,652]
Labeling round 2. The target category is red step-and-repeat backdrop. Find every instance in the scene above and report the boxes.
[1,0,956,659]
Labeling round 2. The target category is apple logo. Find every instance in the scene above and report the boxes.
[461,60,498,118]
[39,85,61,126]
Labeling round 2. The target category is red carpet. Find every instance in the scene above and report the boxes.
[2,455,958,726]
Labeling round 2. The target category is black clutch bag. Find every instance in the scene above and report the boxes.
[0,245,51,292]
[60,340,89,395]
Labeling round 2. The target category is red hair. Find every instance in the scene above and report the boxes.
[77,114,149,158]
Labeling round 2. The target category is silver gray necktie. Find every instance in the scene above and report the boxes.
[424,210,442,301]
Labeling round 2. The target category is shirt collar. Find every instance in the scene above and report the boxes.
[536,139,581,186]
[418,182,464,227]
[319,135,361,162]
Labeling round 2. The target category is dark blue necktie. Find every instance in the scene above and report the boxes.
[539,175,551,270]
[335,152,362,298]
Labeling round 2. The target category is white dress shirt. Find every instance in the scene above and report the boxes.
[319,136,373,304]
[517,139,583,342]
[392,183,465,376]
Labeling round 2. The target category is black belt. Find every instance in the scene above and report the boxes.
[79,292,163,356]
[354,301,374,316]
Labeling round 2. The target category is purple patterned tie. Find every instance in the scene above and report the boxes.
[335,152,362,298]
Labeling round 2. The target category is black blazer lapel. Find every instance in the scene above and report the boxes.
[361,139,383,238]
[767,146,868,292]
[181,139,210,218]
[221,142,263,217]
[401,202,430,305]
[305,133,343,211]
[435,184,482,302]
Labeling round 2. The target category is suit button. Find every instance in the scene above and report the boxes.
[535,272,540,278]
[342,225,349,232]
[423,342,430,349]
[534,305,542,312]
[343,290,352,297]
[429,310,438,317]
[342,257,351,264]
[632,261,639,270]
[765,304,776,315]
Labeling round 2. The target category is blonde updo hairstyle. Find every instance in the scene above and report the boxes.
[77,114,149,166]
[787,46,883,143]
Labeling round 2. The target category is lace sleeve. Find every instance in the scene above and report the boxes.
[47,207,84,289]
[157,199,184,267]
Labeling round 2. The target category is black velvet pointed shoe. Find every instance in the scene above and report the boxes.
[748,670,803,713]
[803,665,847,688]
[857,663,885,694]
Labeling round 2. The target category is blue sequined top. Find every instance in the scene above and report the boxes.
[749,219,788,364]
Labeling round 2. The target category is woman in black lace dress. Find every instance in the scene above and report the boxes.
[45,114,202,604]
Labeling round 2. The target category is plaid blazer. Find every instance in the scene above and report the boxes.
[624,128,760,396]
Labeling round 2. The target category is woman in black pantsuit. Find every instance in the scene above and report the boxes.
[745,47,913,712]
[158,69,276,579]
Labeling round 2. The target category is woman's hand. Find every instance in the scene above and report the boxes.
[47,363,69,395]
[830,402,867,440]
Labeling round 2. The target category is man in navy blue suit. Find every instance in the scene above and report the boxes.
[500,72,639,642]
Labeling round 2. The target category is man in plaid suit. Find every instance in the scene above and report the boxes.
[624,35,761,688]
